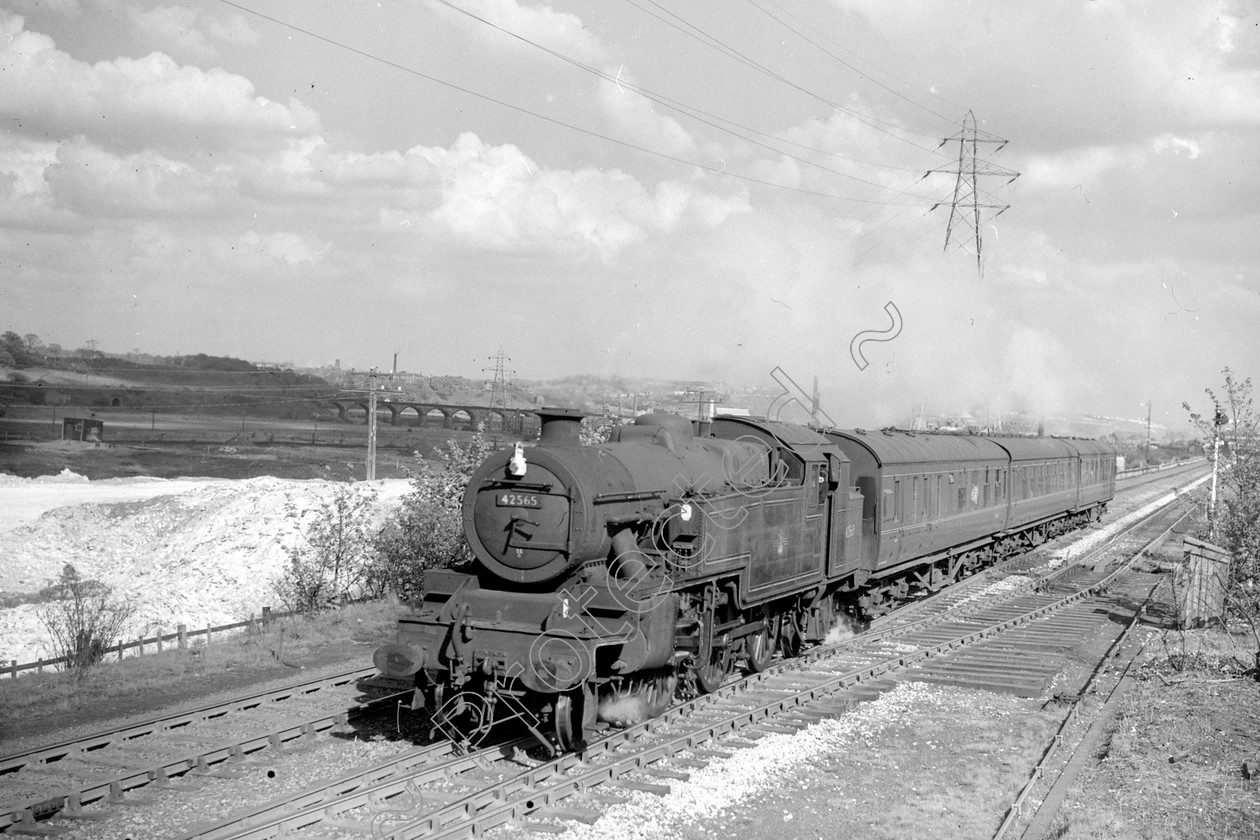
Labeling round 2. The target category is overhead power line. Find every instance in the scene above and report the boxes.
[436,0,944,202]
[745,0,966,122]
[622,0,948,150]
[217,0,928,206]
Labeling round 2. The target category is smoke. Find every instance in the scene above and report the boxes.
[824,613,860,645]
[597,692,649,727]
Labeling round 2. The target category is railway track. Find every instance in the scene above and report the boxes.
[2,467,1204,837]
[154,479,1198,840]
[0,667,403,834]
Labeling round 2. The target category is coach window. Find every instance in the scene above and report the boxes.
[894,479,902,521]
[882,480,895,523]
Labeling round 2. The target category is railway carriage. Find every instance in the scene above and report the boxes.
[375,409,1115,752]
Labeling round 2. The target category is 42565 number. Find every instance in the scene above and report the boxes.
[497,492,540,508]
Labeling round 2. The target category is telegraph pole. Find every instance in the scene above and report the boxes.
[1144,399,1152,466]
[1209,407,1229,540]
[366,367,378,481]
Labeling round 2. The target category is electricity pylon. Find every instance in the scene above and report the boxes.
[483,348,515,431]
[924,111,1020,275]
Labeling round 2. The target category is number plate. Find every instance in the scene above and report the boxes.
[496,492,541,508]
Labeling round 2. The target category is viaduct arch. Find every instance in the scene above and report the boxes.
[326,400,536,434]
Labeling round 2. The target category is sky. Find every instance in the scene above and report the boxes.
[2,0,1258,428]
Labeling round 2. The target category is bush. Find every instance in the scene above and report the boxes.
[275,484,380,614]
[1184,367,1260,676]
[580,411,626,445]
[371,432,494,600]
[36,565,136,672]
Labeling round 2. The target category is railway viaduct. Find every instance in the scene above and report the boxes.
[326,400,537,434]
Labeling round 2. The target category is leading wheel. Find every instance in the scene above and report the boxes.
[554,686,596,752]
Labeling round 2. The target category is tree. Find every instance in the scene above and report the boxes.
[372,432,494,600]
[1184,368,1260,676]
[0,331,33,365]
[275,483,380,614]
[580,411,626,445]
[36,565,136,673]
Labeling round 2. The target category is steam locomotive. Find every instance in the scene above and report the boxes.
[374,408,1115,752]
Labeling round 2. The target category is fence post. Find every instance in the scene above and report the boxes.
[262,606,272,626]
[206,623,212,646]
[117,641,123,663]
[137,637,143,656]
[157,628,163,653]
[9,659,15,679]
[178,624,187,650]
[37,658,43,674]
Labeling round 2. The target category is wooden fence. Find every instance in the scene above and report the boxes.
[4,606,284,679]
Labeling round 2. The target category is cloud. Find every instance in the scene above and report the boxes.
[124,5,259,63]
[428,0,604,64]
[43,138,222,219]
[598,69,696,158]
[236,231,328,267]
[418,132,745,256]
[0,135,60,223]
[3,0,82,15]
[827,0,1260,145]
[0,13,318,154]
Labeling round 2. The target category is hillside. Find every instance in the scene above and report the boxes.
[0,472,408,665]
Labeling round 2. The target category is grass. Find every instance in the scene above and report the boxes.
[1050,655,1260,840]
[0,599,401,734]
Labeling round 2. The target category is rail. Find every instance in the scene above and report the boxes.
[1117,456,1204,478]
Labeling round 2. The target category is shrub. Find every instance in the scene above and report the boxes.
[36,565,136,672]
[371,432,494,600]
[1184,367,1260,677]
[275,483,380,614]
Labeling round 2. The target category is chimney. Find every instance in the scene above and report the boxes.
[536,407,586,446]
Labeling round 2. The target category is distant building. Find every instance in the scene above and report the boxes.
[62,416,104,442]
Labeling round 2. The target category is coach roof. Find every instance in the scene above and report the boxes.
[824,429,1010,467]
